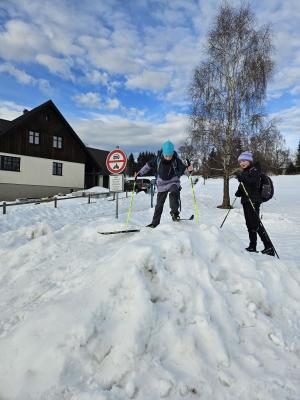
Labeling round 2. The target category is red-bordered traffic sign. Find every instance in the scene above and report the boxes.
[106,149,127,174]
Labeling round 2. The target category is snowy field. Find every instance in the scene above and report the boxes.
[0,175,300,400]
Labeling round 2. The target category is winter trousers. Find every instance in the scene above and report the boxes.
[242,202,271,248]
[151,184,180,226]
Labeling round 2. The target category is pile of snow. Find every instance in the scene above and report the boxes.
[0,175,300,399]
[70,186,110,197]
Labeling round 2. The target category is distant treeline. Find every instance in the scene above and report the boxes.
[126,151,157,176]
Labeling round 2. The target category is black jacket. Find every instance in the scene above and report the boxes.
[235,165,262,204]
[143,151,187,179]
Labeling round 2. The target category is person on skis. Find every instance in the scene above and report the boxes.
[235,151,275,256]
[135,140,193,228]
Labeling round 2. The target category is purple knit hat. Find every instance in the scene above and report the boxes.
[238,151,253,163]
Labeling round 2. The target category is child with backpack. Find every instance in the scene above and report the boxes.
[235,151,275,256]
[135,140,193,227]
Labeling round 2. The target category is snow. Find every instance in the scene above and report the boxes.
[0,175,300,399]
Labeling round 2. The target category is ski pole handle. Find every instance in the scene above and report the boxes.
[186,159,193,175]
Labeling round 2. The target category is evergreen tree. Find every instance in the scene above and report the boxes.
[136,151,157,175]
[285,161,297,175]
[126,153,136,176]
[296,141,300,173]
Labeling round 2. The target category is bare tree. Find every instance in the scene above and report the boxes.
[248,118,290,173]
[189,3,274,208]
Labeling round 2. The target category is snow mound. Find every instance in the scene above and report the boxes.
[1,220,299,399]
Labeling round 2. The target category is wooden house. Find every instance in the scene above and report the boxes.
[0,100,109,201]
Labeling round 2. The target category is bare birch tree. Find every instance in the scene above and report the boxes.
[189,4,274,208]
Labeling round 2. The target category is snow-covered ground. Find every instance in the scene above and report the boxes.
[0,175,299,400]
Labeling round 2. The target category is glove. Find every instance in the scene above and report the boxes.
[235,171,243,182]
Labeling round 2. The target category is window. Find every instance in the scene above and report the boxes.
[0,155,20,171]
[53,136,63,149]
[29,131,40,144]
[52,162,62,176]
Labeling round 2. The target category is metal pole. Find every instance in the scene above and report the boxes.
[151,181,155,208]
[54,198,57,208]
[88,194,91,204]
[3,202,6,214]
[220,197,237,228]
[116,192,119,219]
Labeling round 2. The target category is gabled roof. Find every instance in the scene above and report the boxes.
[0,100,100,167]
[86,147,110,175]
[0,100,76,140]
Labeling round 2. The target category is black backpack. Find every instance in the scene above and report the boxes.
[259,173,274,202]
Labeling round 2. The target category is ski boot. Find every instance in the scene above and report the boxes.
[261,246,275,257]
[245,245,258,253]
[146,223,157,228]
[170,212,180,222]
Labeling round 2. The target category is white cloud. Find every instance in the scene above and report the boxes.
[35,54,74,80]
[73,92,121,111]
[268,66,300,99]
[80,37,142,75]
[0,63,35,85]
[84,70,109,86]
[0,19,48,62]
[0,100,26,120]
[0,63,52,94]
[73,92,102,109]
[0,0,300,154]
[270,106,300,149]
[126,69,171,92]
[106,98,120,110]
[73,112,189,151]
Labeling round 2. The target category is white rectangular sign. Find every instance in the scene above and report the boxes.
[109,174,124,192]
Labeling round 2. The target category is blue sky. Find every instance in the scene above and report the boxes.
[0,0,299,157]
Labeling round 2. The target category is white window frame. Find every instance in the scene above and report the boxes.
[29,131,40,145]
[53,136,63,149]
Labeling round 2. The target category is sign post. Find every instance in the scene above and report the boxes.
[106,148,127,219]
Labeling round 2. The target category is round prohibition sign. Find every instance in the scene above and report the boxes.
[106,149,127,174]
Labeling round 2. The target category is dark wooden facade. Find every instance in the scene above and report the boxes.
[86,147,110,188]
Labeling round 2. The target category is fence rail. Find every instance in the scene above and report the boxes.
[0,192,111,214]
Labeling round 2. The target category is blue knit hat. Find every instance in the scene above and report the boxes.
[162,140,174,156]
[238,151,253,163]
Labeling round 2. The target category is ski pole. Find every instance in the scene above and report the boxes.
[124,180,137,231]
[186,159,199,224]
[220,197,237,228]
[240,182,279,259]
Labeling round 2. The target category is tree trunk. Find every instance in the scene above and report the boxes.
[217,174,231,209]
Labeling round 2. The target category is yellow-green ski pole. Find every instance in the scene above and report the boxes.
[186,159,199,224]
[124,180,136,231]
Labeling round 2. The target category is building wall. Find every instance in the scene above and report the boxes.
[0,152,84,200]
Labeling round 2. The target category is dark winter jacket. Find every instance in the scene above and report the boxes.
[138,151,188,192]
[235,165,262,204]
